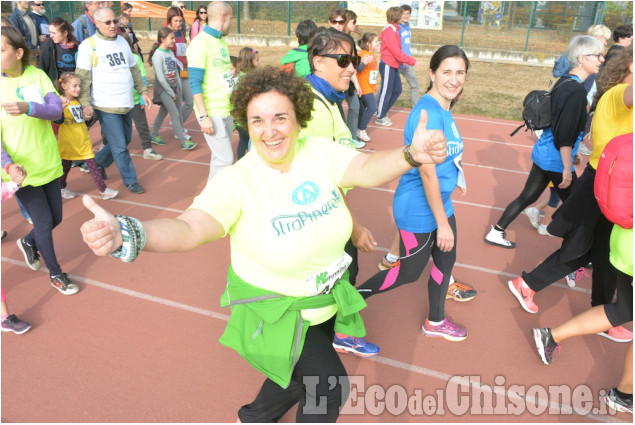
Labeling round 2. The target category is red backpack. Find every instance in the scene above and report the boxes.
[594,133,633,229]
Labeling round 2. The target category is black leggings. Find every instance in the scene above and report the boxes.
[357,215,457,322]
[236,126,249,160]
[238,316,348,423]
[604,266,633,327]
[497,163,577,229]
[14,179,63,277]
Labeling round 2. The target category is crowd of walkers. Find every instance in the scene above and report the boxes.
[2,0,632,420]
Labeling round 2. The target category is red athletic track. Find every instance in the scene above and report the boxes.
[1,105,632,423]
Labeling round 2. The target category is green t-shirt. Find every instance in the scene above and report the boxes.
[1,66,62,186]
[186,30,233,116]
[610,225,633,277]
[133,53,147,105]
[299,88,355,149]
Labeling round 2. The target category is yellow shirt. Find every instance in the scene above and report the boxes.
[189,136,361,323]
[589,84,633,169]
[57,100,95,160]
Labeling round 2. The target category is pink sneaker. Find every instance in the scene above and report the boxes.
[597,326,633,343]
[421,318,467,341]
[508,277,539,313]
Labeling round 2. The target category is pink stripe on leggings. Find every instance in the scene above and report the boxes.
[430,265,443,285]
[378,229,418,291]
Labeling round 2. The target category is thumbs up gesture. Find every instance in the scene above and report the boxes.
[409,109,447,165]
[80,195,123,256]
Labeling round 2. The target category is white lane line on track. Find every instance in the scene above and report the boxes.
[0,259,605,422]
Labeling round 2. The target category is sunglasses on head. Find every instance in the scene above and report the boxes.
[318,53,360,68]
[330,19,345,25]
[99,19,119,26]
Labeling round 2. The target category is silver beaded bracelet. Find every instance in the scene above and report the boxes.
[109,215,147,263]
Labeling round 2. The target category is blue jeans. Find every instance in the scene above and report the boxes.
[95,109,137,186]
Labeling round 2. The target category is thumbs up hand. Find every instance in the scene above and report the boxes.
[409,109,447,165]
[80,195,122,256]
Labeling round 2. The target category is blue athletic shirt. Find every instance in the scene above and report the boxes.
[531,75,582,173]
[398,21,412,70]
[393,94,463,233]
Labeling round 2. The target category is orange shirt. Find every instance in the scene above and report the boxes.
[357,49,378,96]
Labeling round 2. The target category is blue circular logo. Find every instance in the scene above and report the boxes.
[292,181,320,205]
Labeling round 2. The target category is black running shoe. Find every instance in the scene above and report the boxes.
[532,327,560,365]
[50,273,80,295]
[17,238,40,270]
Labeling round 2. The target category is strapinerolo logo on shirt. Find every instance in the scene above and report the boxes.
[447,140,463,157]
[221,48,228,58]
[271,187,344,237]
[15,87,25,101]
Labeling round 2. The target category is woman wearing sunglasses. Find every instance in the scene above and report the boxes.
[301,28,380,357]
[327,9,365,149]
[190,5,207,40]
[80,66,447,422]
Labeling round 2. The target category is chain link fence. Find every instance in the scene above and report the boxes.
[3,1,632,55]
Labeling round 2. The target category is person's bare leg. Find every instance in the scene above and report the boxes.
[551,305,612,343]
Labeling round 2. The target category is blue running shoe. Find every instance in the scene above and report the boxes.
[332,333,380,358]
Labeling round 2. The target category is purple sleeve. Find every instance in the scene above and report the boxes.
[28,92,63,122]
[1,143,12,168]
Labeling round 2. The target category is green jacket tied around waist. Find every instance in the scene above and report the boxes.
[219,265,367,388]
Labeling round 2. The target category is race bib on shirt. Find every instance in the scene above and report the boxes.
[175,43,187,57]
[40,23,49,35]
[221,70,236,94]
[100,51,128,70]
[305,252,352,296]
[369,70,378,85]
[454,154,466,190]
[68,104,84,123]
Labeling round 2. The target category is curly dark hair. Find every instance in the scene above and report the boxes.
[231,66,315,130]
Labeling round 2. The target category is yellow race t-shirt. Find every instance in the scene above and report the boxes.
[186,28,233,117]
[589,83,633,169]
[1,66,62,186]
[189,135,361,323]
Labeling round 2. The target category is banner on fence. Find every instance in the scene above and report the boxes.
[121,1,196,23]
[348,0,445,30]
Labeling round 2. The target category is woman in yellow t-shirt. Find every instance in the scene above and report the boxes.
[1,27,79,295]
[79,66,448,422]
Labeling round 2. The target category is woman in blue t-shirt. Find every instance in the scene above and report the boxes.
[357,45,470,342]
[484,35,605,249]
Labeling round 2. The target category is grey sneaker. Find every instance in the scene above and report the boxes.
[374,116,392,127]
[61,187,78,199]
[143,148,163,160]
[604,388,633,413]
[50,273,80,295]
[537,224,555,236]
[100,187,119,200]
[532,327,560,365]
[523,207,541,229]
[1,314,32,334]
[17,237,40,270]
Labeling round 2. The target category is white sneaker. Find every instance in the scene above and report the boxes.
[374,117,392,127]
[523,207,541,229]
[100,187,119,200]
[61,188,78,199]
[357,129,371,142]
[353,139,366,149]
[484,226,516,248]
[537,224,554,237]
[143,148,164,161]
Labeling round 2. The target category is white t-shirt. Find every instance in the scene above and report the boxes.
[76,35,137,109]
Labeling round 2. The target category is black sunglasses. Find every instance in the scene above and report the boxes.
[34,3,44,6]
[330,19,345,24]
[98,19,119,26]
[318,53,360,68]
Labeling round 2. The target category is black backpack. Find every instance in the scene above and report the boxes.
[510,78,575,137]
